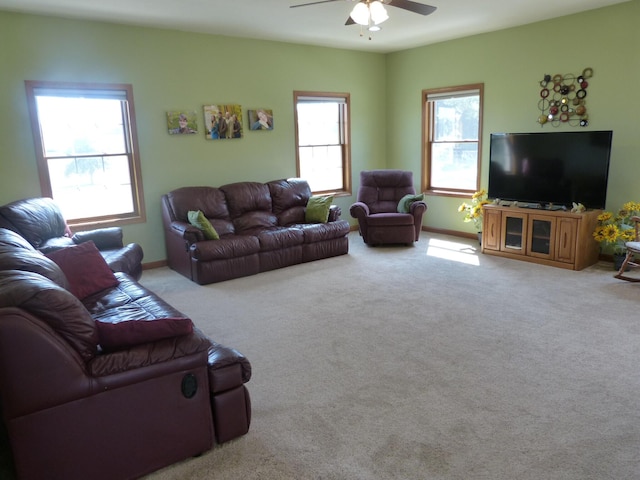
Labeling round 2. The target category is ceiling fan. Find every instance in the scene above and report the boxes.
[290,0,437,29]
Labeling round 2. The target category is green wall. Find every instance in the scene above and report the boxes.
[0,12,386,262]
[1,1,639,262]
[386,0,640,235]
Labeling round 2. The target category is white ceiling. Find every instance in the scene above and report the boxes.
[0,0,630,53]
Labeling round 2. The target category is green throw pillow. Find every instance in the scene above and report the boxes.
[305,195,333,223]
[397,194,425,213]
[187,210,220,240]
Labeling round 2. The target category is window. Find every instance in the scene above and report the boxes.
[294,91,351,195]
[422,84,483,195]
[25,81,145,227]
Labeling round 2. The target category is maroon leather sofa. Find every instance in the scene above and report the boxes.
[0,197,144,280]
[0,228,251,480]
[161,178,350,284]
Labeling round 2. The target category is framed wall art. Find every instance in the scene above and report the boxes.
[204,104,243,140]
[248,109,274,131]
[167,111,198,135]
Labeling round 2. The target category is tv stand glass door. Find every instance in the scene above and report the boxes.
[501,212,528,254]
[527,215,556,260]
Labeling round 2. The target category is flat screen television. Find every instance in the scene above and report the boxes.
[488,130,613,209]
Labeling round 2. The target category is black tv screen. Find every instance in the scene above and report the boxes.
[488,130,613,209]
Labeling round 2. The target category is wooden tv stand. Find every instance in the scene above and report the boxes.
[481,204,601,270]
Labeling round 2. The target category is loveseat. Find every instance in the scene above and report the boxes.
[0,228,251,480]
[0,197,144,280]
[161,178,350,284]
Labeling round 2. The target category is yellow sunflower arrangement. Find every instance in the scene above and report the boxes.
[458,189,490,232]
[593,201,640,255]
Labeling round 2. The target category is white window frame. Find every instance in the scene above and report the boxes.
[25,80,146,228]
[422,83,484,196]
[294,91,352,195]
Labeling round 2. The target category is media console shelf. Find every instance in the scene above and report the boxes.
[481,204,602,270]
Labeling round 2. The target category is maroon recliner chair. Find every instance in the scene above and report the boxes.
[350,170,427,246]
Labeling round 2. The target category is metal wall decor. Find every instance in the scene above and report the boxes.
[537,67,593,127]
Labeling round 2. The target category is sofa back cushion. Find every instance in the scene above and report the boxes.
[164,187,235,236]
[0,197,69,248]
[0,270,98,360]
[221,182,277,233]
[0,228,69,289]
[267,178,311,225]
[358,170,416,214]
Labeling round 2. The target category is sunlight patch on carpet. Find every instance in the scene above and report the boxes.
[426,238,480,266]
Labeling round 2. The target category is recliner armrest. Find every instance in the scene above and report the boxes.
[349,201,370,219]
[409,200,427,215]
[170,220,205,244]
[328,204,342,222]
[72,227,124,250]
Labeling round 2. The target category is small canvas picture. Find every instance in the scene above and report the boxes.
[248,109,274,131]
[167,111,198,135]
[204,104,243,140]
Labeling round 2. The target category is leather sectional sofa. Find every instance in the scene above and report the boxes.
[162,178,350,284]
[0,197,144,280]
[0,227,252,480]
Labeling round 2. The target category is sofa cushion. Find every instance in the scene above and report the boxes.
[165,186,236,236]
[362,212,415,226]
[397,193,425,213]
[233,211,278,232]
[0,197,69,249]
[268,178,311,225]
[221,182,278,233]
[95,316,194,349]
[46,241,119,300]
[188,210,220,240]
[305,195,333,223]
[0,270,98,360]
[88,328,212,377]
[0,228,69,289]
[257,227,304,250]
[85,272,197,351]
[190,235,260,261]
[294,219,351,243]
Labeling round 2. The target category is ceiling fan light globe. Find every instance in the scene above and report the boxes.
[350,2,370,26]
[369,1,389,24]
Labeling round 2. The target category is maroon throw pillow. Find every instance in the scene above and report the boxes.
[46,241,119,300]
[95,317,193,349]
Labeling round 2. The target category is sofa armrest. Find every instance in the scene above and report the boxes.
[328,204,342,222]
[171,220,205,244]
[0,307,93,418]
[72,227,124,250]
[207,341,252,389]
[349,201,370,220]
[89,330,212,380]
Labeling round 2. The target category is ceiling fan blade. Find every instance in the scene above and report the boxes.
[290,0,344,8]
[386,0,437,16]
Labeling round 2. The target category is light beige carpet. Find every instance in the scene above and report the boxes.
[137,232,640,480]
